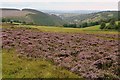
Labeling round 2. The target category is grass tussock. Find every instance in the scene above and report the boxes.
[2,49,81,78]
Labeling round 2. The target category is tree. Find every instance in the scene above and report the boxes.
[94,21,99,25]
[2,18,6,22]
[106,25,112,29]
[110,19,115,25]
[22,21,26,24]
[6,18,10,22]
[10,20,13,24]
[63,24,77,28]
[79,25,82,28]
[63,24,68,27]
[118,22,120,31]
[115,22,120,30]
[107,19,117,29]
[100,22,106,29]
[69,24,77,28]
[81,22,88,28]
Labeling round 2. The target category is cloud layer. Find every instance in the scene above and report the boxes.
[0,2,118,10]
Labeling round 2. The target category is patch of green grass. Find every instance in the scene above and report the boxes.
[1,22,119,34]
[21,25,118,34]
[21,25,83,33]
[82,25,100,31]
[2,49,82,78]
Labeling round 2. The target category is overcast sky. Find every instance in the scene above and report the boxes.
[0,1,119,10]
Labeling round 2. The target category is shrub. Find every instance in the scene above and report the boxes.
[81,22,88,28]
[27,22,34,25]
[106,20,117,30]
[63,24,77,28]
[100,22,106,29]
[63,24,68,27]
[2,18,6,22]
[117,22,120,31]
[22,21,26,24]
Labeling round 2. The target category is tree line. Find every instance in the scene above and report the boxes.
[63,18,117,28]
[100,19,120,30]
[1,18,34,25]
[63,21,99,28]
[63,18,120,31]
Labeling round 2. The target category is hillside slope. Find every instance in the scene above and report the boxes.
[1,8,64,26]
[23,9,64,26]
[61,11,118,24]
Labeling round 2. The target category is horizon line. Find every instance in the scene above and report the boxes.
[0,8,118,11]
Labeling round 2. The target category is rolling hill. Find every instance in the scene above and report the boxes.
[0,8,64,26]
[60,11,118,24]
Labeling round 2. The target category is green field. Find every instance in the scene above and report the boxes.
[5,24,117,34]
[26,21,119,34]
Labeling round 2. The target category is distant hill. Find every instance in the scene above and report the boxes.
[1,8,64,26]
[0,8,20,11]
[1,8,118,26]
[22,9,64,26]
[60,11,118,24]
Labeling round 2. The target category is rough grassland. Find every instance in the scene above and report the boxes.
[2,49,82,78]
